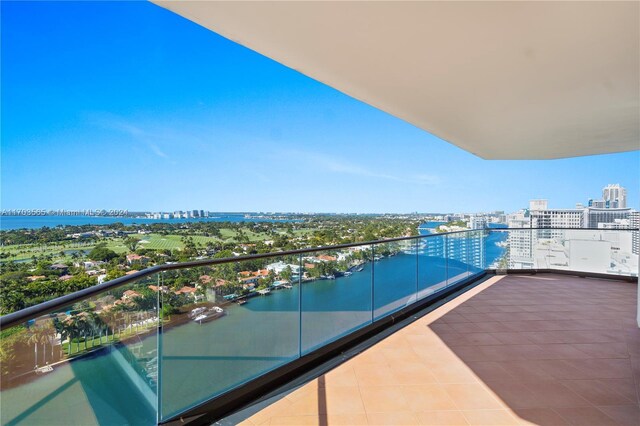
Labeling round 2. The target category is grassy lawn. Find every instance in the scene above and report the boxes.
[135,234,222,250]
[135,234,185,251]
[62,321,157,356]
[0,242,94,261]
[0,228,317,261]
[63,334,118,355]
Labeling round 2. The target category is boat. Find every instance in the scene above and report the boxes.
[188,307,207,319]
[193,306,225,324]
[343,271,353,277]
[326,274,336,280]
[355,266,364,272]
[236,299,248,305]
[35,365,53,375]
[257,288,271,295]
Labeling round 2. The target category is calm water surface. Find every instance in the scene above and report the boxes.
[1,231,508,424]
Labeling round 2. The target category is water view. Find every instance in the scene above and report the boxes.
[0,214,298,231]
[1,232,506,425]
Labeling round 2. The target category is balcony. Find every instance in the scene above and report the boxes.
[0,228,637,425]
[229,273,639,426]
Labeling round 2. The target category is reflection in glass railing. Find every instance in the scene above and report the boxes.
[301,245,373,354]
[417,235,448,299]
[1,276,159,425]
[488,229,639,277]
[373,240,417,320]
[5,228,633,425]
[158,258,300,420]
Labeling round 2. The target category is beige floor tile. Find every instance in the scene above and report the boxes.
[429,363,480,384]
[285,382,319,403]
[403,332,447,348]
[380,346,423,364]
[461,410,520,425]
[377,335,412,349]
[323,413,370,425]
[352,349,389,365]
[321,366,360,387]
[443,383,504,410]
[285,390,324,416]
[354,362,399,386]
[416,410,469,425]
[400,384,458,411]
[322,385,367,415]
[269,415,320,425]
[389,362,439,385]
[247,399,294,425]
[285,385,366,416]
[359,385,411,413]
[366,411,421,425]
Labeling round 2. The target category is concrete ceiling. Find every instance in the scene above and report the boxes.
[153,1,640,160]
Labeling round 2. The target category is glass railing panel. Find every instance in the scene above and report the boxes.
[372,240,417,320]
[531,229,638,276]
[158,257,301,420]
[486,229,509,269]
[1,275,159,425]
[487,228,638,277]
[301,246,373,355]
[505,228,535,269]
[446,233,471,285]
[468,230,485,275]
[417,234,448,299]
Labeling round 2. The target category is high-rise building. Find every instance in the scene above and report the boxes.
[468,215,487,230]
[585,207,632,228]
[506,210,533,268]
[603,184,627,208]
[630,211,639,255]
[529,199,548,211]
[530,209,583,229]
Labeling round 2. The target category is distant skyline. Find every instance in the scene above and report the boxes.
[2,1,639,214]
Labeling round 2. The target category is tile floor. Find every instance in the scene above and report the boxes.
[238,274,639,425]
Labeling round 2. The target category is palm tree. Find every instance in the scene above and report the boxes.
[59,316,80,355]
[25,321,47,368]
[26,329,39,369]
[37,321,55,365]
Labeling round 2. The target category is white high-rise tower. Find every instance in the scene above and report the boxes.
[602,184,627,208]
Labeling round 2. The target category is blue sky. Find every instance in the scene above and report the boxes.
[2,1,638,214]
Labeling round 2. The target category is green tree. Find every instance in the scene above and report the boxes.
[88,244,117,262]
[280,266,293,282]
[124,237,139,252]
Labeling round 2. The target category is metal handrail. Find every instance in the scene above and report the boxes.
[1,227,637,329]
